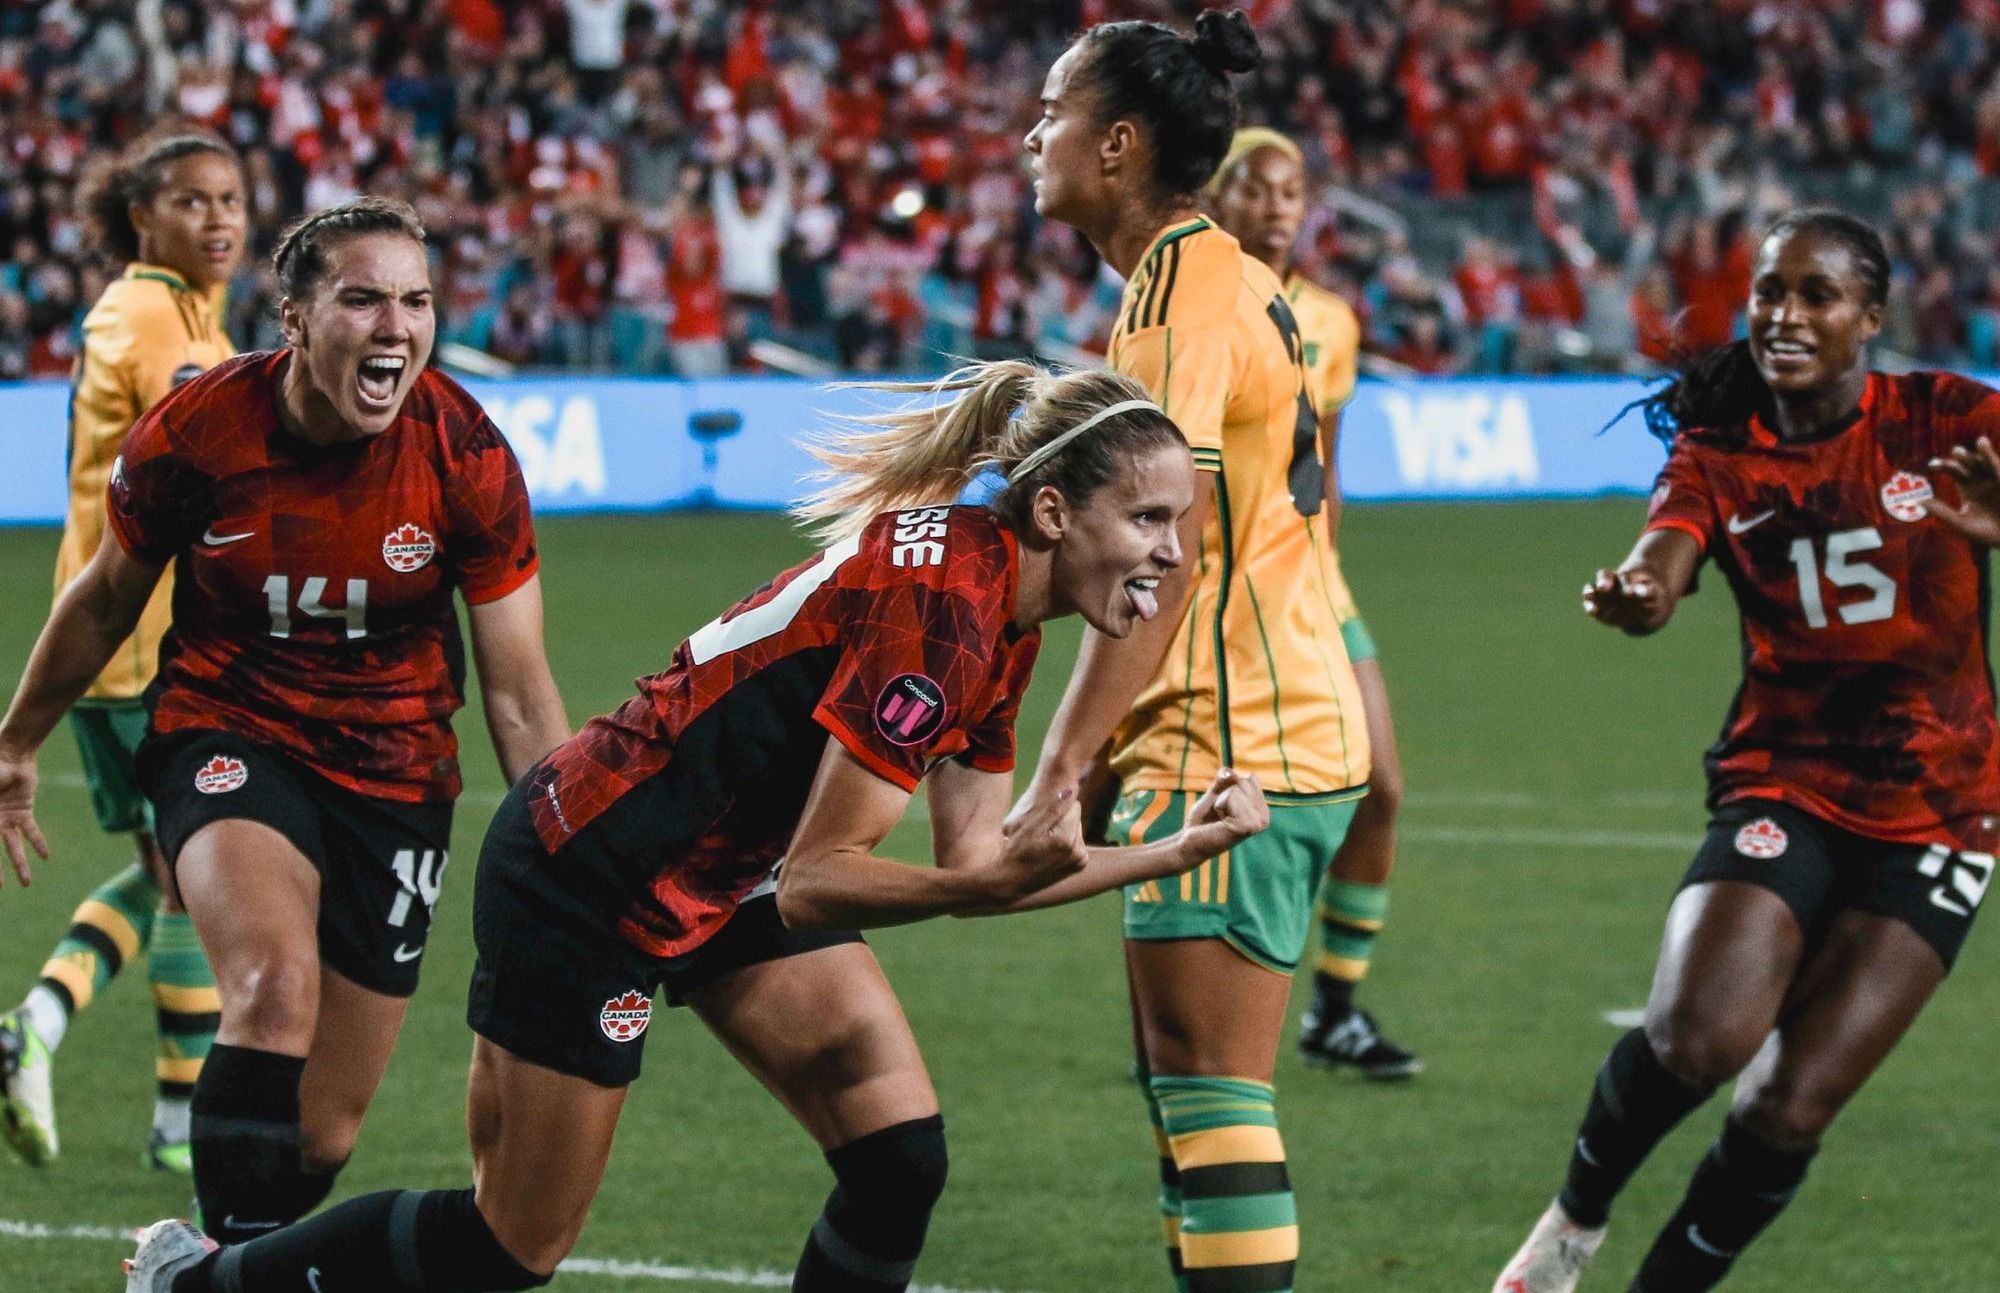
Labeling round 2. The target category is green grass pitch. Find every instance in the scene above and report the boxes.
[1,501,1995,1291]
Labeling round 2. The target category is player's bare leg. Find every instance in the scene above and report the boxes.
[1494,881,1805,1292]
[692,942,945,1291]
[173,819,327,1241]
[299,964,410,1171]
[1129,937,1297,1290]
[466,1036,628,1274]
[1625,909,1944,1289]
[1301,658,1421,1077]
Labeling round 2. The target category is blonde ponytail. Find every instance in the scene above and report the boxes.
[793,360,1186,543]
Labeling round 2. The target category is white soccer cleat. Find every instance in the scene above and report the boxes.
[0,1009,57,1165]
[123,1219,218,1292]
[1492,1200,1606,1293]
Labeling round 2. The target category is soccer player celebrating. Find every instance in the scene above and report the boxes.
[0,197,570,1245]
[0,128,242,1174]
[1022,14,1372,1291]
[1210,126,1421,1080]
[1494,208,2000,1292]
[120,361,1270,1293]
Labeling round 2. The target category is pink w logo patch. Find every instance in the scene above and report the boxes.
[874,673,947,747]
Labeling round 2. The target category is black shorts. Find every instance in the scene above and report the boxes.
[139,729,454,997]
[466,784,863,1087]
[1681,799,1992,971]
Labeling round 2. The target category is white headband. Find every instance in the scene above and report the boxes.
[1005,399,1164,484]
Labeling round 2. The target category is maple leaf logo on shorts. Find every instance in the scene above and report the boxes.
[598,989,653,1043]
[194,755,248,795]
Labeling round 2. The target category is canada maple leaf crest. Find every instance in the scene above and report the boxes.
[193,754,248,795]
[381,522,437,573]
[598,989,653,1043]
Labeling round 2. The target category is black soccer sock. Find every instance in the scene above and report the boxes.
[1311,971,1356,1021]
[795,1114,949,1292]
[175,1187,551,1293]
[1627,1117,1817,1293]
[190,1044,309,1244]
[1557,1028,1713,1228]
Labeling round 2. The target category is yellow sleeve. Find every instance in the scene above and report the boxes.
[1320,300,1360,415]
[1112,323,1233,473]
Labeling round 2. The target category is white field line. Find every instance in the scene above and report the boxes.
[1602,1008,1648,1028]
[0,1218,1044,1293]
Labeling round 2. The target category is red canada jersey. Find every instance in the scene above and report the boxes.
[1645,371,2000,849]
[108,351,540,802]
[526,505,1041,958]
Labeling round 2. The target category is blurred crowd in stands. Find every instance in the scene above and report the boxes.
[10,0,2000,381]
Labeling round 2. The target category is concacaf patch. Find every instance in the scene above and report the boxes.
[1880,471,1934,523]
[599,989,652,1043]
[382,522,437,573]
[194,755,248,795]
[874,673,947,747]
[1733,817,1789,860]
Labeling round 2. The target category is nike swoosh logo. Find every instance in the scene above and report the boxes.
[222,1215,282,1232]
[200,527,256,546]
[1726,509,1776,535]
[1685,1224,1736,1258]
[393,943,425,963]
[308,1268,325,1292]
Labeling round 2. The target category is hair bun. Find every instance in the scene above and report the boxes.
[1191,10,1261,76]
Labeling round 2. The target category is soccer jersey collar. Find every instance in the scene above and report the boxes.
[127,262,193,294]
[1133,216,1213,276]
[1745,373,1876,448]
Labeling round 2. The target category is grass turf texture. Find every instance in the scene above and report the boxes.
[0,501,1994,1292]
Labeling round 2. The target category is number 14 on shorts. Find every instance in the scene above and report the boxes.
[388,848,447,928]
[1918,846,1994,917]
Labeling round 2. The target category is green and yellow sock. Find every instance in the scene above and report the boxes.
[1313,878,1388,1013]
[149,910,218,1136]
[30,863,160,1046]
[1151,1076,1297,1293]
[1141,1075,1191,1292]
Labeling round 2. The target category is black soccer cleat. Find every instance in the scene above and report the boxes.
[1298,1005,1423,1079]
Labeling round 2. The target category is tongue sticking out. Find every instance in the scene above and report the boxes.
[1129,584,1159,622]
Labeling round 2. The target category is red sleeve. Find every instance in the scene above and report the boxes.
[443,408,540,605]
[106,405,207,566]
[1643,437,1714,553]
[813,583,1001,792]
[1928,372,2000,453]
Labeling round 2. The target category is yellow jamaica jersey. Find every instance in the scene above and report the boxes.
[57,264,233,700]
[1105,217,1369,798]
[1285,271,1364,626]
[1285,272,1360,418]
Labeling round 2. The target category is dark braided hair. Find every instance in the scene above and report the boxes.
[75,127,240,265]
[1072,10,1262,200]
[1638,208,1890,446]
[273,197,428,299]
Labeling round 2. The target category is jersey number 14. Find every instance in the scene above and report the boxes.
[1787,528,1896,629]
[264,575,369,640]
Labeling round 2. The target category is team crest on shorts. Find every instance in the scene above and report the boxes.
[382,523,437,573]
[194,755,248,795]
[598,989,652,1043]
[874,673,947,747]
[1734,817,1788,859]
[1880,471,1934,523]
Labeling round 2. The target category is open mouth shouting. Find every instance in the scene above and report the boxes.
[356,355,408,410]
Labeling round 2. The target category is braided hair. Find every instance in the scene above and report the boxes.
[1638,208,1890,446]
[273,197,428,299]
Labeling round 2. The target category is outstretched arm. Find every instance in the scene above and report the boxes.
[1582,527,1702,636]
[466,575,572,786]
[0,534,165,884]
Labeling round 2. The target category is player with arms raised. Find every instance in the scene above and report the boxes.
[1209,126,1421,1080]
[0,197,570,1248]
[122,361,1269,1293]
[1496,209,2000,1291]
[0,127,242,1174]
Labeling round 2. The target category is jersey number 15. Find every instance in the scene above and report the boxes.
[1787,528,1896,629]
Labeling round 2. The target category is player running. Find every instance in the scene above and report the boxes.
[1209,126,1421,1080]
[121,360,1270,1293]
[0,197,571,1246]
[1495,208,2000,1292]
[0,127,243,1174]
[1021,13,1371,1291]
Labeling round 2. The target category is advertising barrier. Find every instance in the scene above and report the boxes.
[2,372,1962,524]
